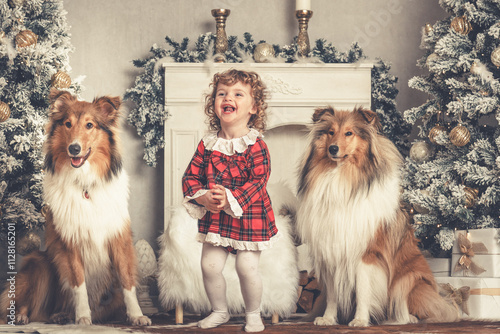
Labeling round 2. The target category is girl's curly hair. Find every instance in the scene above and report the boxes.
[204,69,268,132]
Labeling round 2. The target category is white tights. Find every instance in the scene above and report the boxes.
[199,243,265,332]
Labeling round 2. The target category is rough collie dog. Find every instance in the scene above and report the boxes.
[296,107,458,326]
[0,89,151,326]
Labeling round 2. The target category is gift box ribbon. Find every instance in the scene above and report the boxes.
[453,232,488,276]
[439,283,500,316]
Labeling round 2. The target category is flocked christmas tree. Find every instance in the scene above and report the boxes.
[403,0,500,256]
[0,0,82,252]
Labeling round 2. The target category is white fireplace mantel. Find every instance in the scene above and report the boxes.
[163,62,373,227]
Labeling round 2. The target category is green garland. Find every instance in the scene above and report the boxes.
[125,32,409,167]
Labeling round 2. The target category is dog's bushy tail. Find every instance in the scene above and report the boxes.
[0,251,56,324]
[408,281,460,323]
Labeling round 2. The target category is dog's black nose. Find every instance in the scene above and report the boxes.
[328,145,339,156]
[68,143,81,156]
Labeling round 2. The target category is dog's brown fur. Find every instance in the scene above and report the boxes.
[297,107,459,326]
[0,89,150,326]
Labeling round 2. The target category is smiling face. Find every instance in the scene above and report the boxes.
[214,81,257,137]
[45,90,123,180]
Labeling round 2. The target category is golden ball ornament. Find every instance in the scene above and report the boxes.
[17,231,41,256]
[51,70,71,89]
[15,29,37,48]
[491,47,500,67]
[449,124,471,146]
[413,189,431,214]
[424,23,433,35]
[409,141,433,163]
[0,101,11,122]
[253,43,275,63]
[464,186,478,208]
[428,124,446,144]
[451,16,472,35]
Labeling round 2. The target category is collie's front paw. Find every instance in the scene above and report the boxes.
[314,316,337,326]
[16,314,29,325]
[129,315,152,326]
[348,318,369,327]
[76,316,92,325]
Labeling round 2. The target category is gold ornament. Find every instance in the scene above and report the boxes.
[413,189,431,214]
[449,124,471,146]
[451,16,472,35]
[17,231,41,256]
[51,70,71,89]
[464,186,478,208]
[0,101,11,122]
[15,29,37,48]
[428,124,446,144]
[491,47,500,67]
[409,141,433,163]
[253,43,275,63]
[424,23,433,35]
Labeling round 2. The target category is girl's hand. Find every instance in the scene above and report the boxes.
[211,185,228,210]
[196,190,222,213]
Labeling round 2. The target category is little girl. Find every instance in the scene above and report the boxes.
[182,69,279,332]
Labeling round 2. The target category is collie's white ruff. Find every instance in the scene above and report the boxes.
[43,162,130,248]
[297,161,401,323]
[157,183,299,318]
[43,162,135,316]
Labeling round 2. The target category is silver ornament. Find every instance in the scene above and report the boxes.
[410,141,433,163]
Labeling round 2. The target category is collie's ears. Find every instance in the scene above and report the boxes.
[355,107,382,131]
[48,89,75,117]
[93,96,121,125]
[312,106,335,123]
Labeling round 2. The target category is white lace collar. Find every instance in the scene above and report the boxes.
[203,128,262,156]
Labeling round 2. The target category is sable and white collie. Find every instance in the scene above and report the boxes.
[296,107,458,326]
[0,89,151,326]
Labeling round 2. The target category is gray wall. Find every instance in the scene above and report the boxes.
[63,0,446,250]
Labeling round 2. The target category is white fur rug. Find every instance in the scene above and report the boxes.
[157,183,299,318]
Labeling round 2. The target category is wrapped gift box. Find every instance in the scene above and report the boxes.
[452,254,500,278]
[435,277,500,320]
[452,228,500,278]
[452,228,500,254]
[426,257,451,277]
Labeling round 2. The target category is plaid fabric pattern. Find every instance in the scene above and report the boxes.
[182,137,278,243]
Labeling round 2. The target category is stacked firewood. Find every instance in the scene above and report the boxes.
[296,270,321,313]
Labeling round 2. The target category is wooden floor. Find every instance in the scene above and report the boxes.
[102,313,500,334]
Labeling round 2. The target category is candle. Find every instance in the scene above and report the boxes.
[296,0,311,11]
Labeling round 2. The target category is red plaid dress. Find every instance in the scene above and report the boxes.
[182,129,279,251]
